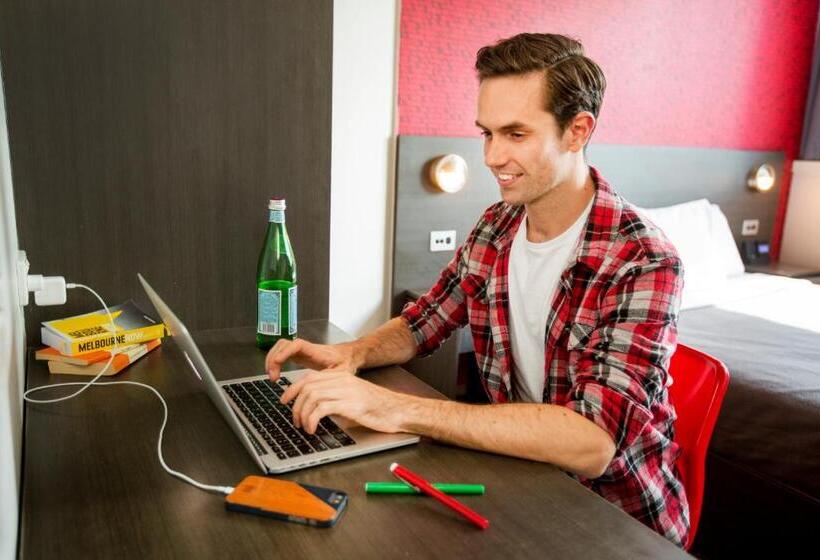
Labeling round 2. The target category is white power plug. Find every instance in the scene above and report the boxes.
[27,274,67,305]
[17,250,67,306]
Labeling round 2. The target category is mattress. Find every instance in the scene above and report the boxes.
[677,273,820,499]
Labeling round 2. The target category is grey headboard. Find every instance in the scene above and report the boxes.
[392,134,784,313]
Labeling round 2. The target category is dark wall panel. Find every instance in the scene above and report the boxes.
[0,0,332,343]
[392,135,784,314]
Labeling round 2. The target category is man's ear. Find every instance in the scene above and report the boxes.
[564,111,596,153]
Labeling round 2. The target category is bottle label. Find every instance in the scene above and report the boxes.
[288,286,298,335]
[257,289,281,336]
[269,209,285,223]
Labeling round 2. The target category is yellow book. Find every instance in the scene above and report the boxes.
[40,300,167,356]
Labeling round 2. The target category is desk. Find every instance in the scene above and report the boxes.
[21,321,691,559]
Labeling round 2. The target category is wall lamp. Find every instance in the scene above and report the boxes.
[428,154,468,193]
[747,163,776,192]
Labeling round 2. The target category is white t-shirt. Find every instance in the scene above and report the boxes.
[509,200,593,403]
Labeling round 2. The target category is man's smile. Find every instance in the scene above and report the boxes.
[496,172,523,187]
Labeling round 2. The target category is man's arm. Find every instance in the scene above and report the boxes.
[399,398,616,479]
[348,317,418,369]
[279,368,615,479]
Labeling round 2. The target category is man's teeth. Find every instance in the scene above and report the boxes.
[499,173,517,180]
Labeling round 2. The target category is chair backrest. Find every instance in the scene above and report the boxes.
[666,343,730,550]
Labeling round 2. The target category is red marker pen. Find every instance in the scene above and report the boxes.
[389,462,490,530]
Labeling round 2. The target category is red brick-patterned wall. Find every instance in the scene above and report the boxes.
[398,0,819,257]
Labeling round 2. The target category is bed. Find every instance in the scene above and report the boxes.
[636,199,820,557]
[672,273,820,556]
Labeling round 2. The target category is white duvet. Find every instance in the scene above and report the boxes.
[703,273,820,334]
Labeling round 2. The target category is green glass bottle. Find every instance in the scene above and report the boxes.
[256,198,297,349]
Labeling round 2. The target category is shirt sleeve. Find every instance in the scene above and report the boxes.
[400,233,478,358]
[564,258,683,455]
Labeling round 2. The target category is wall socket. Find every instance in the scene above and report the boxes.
[430,230,456,252]
[741,219,760,236]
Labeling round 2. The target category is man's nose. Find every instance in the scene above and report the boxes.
[484,138,507,168]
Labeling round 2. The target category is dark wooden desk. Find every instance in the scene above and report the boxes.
[21,321,691,559]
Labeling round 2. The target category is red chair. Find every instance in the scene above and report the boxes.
[667,343,730,550]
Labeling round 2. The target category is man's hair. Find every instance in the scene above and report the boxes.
[475,33,606,134]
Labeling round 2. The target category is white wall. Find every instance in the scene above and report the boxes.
[329,0,399,337]
[0,58,25,559]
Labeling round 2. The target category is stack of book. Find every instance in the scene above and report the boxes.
[36,300,167,376]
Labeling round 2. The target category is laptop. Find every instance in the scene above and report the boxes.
[137,273,440,474]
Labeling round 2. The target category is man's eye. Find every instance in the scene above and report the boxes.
[509,132,524,139]
[480,131,491,138]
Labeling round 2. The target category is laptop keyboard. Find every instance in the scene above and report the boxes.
[224,377,356,460]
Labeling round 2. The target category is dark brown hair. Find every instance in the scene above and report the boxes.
[475,33,606,134]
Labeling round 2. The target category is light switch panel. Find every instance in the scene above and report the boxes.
[430,230,456,252]
[742,219,760,236]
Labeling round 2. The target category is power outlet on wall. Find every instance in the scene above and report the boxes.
[742,219,760,236]
[430,230,456,252]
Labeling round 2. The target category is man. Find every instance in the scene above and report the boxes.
[266,33,688,546]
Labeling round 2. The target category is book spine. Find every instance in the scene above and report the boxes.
[35,344,140,366]
[47,339,162,376]
[41,326,72,355]
[67,324,166,355]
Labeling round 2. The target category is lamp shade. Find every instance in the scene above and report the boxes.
[747,163,776,192]
[429,154,468,193]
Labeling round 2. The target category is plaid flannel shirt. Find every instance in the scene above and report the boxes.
[401,167,689,547]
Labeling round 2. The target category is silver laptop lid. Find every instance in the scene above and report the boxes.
[137,273,267,472]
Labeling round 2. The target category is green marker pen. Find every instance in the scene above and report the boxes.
[365,482,485,495]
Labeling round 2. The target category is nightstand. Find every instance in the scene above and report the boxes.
[745,262,820,278]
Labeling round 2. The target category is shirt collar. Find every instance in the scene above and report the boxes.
[491,165,622,272]
[574,165,623,272]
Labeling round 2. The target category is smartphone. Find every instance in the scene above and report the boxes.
[225,475,348,527]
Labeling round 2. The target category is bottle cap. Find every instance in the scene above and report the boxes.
[269,198,286,211]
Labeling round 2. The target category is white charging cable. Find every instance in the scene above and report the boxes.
[23,282,234,495]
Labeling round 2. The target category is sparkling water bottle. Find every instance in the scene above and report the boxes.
[256,198,297,349]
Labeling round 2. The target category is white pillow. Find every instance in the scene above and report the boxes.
[636,199,726,310]
[709,203,746,278]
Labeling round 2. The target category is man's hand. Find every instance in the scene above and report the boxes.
[265,339,361,381]
[279,370,411,435]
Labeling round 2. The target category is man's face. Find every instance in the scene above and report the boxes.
[476,71,572,206]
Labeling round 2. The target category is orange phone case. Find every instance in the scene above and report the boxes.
[225,476,346,526]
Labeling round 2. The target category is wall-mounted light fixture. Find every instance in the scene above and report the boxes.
[428,154,468,193]
[747,163,776,192]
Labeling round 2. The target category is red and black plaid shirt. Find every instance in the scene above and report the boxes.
[401,167,689,546]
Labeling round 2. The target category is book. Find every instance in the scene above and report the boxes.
[41,300,167,356]
[35,344,141,366]
[47,339,162,376]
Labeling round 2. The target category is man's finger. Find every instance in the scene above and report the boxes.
[305,401,336,435]
[289,374,341,428]
[290,374,333,427]
[290,379,314,428]
[296,385,326,430]
[279,373,310,404]
[265,339,291,379]
[266,339,305,379]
